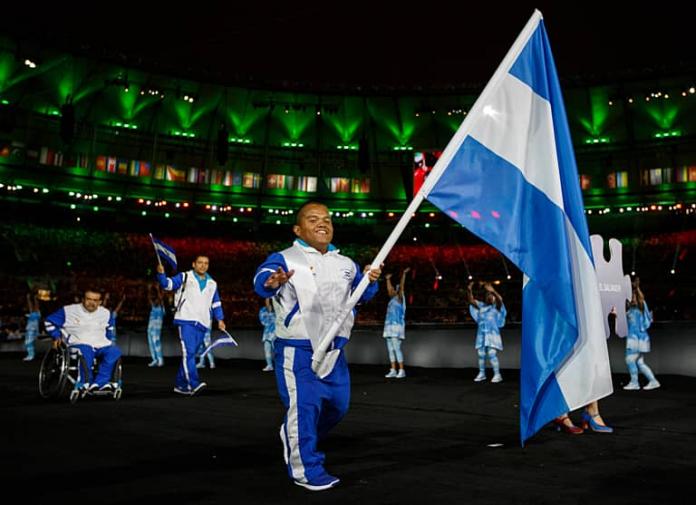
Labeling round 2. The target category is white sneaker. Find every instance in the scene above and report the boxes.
[22,356,34,362]
[192,382,207,395]
[196,363,205,369]
[293,474,340,491]
[157,359,164,367]
[491,373,503,383]
[643,380,661,391]
[474,371,486,382]
[173,386,192,396]
[623,382,640,391]
[384,369,397,378]
[209,363,216,369]
[262,365,274,372]
[396,369,406,379]
[147,360,158,367]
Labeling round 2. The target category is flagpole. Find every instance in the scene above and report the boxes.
[149,233,163,269]
[311,9,544,373]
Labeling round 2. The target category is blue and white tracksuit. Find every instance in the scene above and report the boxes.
[147,304,165,364]
[624,301,657,384]
[383,294,405,364]
[45,304,121,388]
[259,306,276,368]
[469,301,506,375]
[24,311,41,360]
[254,239,378,485]
[158,270,224,391]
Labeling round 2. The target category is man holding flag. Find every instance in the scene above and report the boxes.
[155,246,225,396]
[253,201,381,491]
[308,10,612,444]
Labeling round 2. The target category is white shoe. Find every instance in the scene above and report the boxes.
[22,356,34,362]
[643,380,661,391]
[474,371,486,382]
[147,360,158,367]
[623,382,640,391]
[209,363,216,369]
[396,369,406,379]
[491,373,503,383]
[384,369,397,378]
[157,359,164,367]
[192,382,207,395]
[293,475,340,491]
[173,386,193,396]
[196,363,205,369]
[262,365,274,372]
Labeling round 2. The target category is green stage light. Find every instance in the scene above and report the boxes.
[584,137,610,144]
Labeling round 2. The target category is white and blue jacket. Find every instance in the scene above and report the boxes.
[253,239,378,350]
[45,304,115,348]
[158,270,224,331]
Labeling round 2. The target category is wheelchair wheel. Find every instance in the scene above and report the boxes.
[69,389,81,404]
[39,346,69,399]
[112,358,123,400]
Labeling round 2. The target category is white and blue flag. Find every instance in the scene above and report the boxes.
[150,234,178,272]
[200,330,239,358]
[422,11,612,442]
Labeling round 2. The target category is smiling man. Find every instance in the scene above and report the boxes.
[253,201,381,491]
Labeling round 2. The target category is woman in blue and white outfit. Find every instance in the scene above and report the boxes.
[383,268,409,379]
[467,281,506,383]
[147,284,165,367]
[259,298,276,371]
[23,293,41,361]
[623,278,660,391]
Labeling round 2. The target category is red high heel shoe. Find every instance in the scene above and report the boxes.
[552,415,584,435]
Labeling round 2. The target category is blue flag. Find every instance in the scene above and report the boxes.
[150,235,177,272]
[422,11,612,443]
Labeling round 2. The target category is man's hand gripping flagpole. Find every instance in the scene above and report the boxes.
[310,10,544,375]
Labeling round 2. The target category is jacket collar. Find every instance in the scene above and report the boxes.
[294,238,338,254]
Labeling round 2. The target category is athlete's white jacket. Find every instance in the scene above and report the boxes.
[253,239,378,350]
[158,270,224,330]
[45,304,114,348]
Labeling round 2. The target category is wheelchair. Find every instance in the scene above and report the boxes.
[38,340,123,403]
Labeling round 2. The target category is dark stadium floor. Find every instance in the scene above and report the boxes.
[1,353,694,505]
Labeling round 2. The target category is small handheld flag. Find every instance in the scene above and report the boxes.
[200,330,239,358]
[149,234,177,272]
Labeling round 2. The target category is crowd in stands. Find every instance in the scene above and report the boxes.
[0,224,694,340]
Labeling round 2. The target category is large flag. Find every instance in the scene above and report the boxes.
[150,235,177,272]
[423,11,612,442]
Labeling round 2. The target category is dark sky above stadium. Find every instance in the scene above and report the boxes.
[2,2,693,91]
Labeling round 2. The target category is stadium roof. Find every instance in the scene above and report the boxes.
[2,2,694,93]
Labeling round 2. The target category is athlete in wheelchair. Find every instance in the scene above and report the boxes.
[39,289,123,403]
